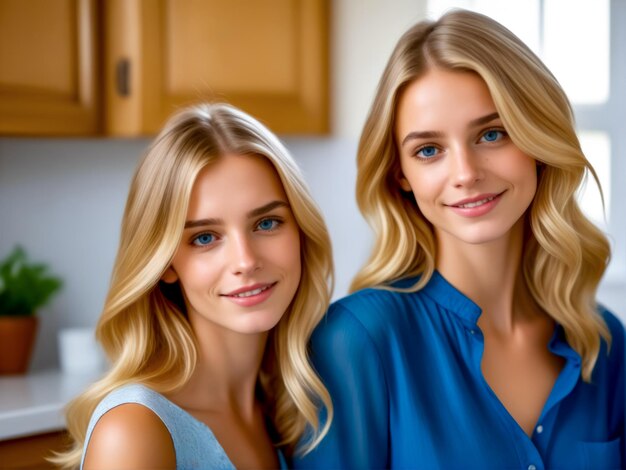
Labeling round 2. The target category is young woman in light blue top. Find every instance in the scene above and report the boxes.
[295,9,624,470]
[53,103,333,469]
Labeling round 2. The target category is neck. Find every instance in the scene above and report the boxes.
[173,319,269,418]
[436,218,539,334]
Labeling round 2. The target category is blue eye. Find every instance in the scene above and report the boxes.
[256,218,281,232]
[416,146,439,159]
[481,129,505,142]
[192,233,216,246]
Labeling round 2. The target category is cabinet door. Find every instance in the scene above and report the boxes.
[105,0,329,136]
[0,0,99,136]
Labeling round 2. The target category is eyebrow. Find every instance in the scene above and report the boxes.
[400,112,501,147]
[470,112,500,128]
[184,200,290,229]
[400,130,444,147]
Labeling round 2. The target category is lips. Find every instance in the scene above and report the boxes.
[222,282,277,298]
[445,191,506,218]
[454,195,497,208]
[447,191,505,208]
[221,282,278,308]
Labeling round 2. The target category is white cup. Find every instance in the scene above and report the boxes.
[58,327,106,374]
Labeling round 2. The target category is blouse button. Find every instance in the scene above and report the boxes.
[528,465,537,470]
[536,425,543,434]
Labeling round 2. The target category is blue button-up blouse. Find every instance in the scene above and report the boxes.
[294,271,625,469]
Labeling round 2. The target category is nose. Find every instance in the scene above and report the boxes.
[229,233,261,275]
[449,145,483,188]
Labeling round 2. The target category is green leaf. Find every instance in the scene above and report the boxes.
[0,246,63,316]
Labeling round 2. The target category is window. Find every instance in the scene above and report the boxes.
[427,0,626,281]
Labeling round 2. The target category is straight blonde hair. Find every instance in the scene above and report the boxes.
[53,103,333,468]
[352,9,610,380]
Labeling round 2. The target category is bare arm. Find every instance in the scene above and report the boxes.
[82,403,176,470]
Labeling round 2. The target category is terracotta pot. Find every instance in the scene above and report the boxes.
[0,316,39,374]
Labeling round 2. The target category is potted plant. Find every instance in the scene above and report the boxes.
[0,246,62,374]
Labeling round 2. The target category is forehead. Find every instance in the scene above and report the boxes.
[395,68,497,133]
[186,154,288,217]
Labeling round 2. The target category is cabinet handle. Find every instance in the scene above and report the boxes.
[116,59,131,97]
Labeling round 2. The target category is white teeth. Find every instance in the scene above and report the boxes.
[232,286,270,298]
[458,195,496,208]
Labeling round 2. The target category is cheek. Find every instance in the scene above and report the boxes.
[510,154,538,193]
[275,229,302,289]
[176,257,219,290]
[405,172,443,209]
[284,232,302,274]
[400,157,447,199]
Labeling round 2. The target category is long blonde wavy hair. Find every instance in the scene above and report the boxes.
[54,103,333,468]
[352,9,610,381]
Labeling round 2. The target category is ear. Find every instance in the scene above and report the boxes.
[398,174,412,192]
[161,266,179,284]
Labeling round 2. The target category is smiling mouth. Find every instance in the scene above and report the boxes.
[225,283,276,298]
[454,195,498,208]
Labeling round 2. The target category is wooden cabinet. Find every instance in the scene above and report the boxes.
[0,0,329,136]
[0,0,99,135]
[0,431,68,469]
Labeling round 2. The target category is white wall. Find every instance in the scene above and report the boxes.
[331,0,426,138]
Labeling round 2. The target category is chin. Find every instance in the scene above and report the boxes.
[460,227,519,245]
[235,313,285,335]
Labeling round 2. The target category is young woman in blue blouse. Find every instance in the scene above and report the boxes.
[295,9,624,470]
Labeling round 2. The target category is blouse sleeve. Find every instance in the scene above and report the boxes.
[294,303,389,469]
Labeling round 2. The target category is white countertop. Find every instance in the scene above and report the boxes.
[0,370,101,440]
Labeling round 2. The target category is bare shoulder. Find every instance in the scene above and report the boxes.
[82,403,176,470]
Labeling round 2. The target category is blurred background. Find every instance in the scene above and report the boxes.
[1,0,624,373]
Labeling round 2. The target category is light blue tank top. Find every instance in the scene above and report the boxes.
[81,383,287,469]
